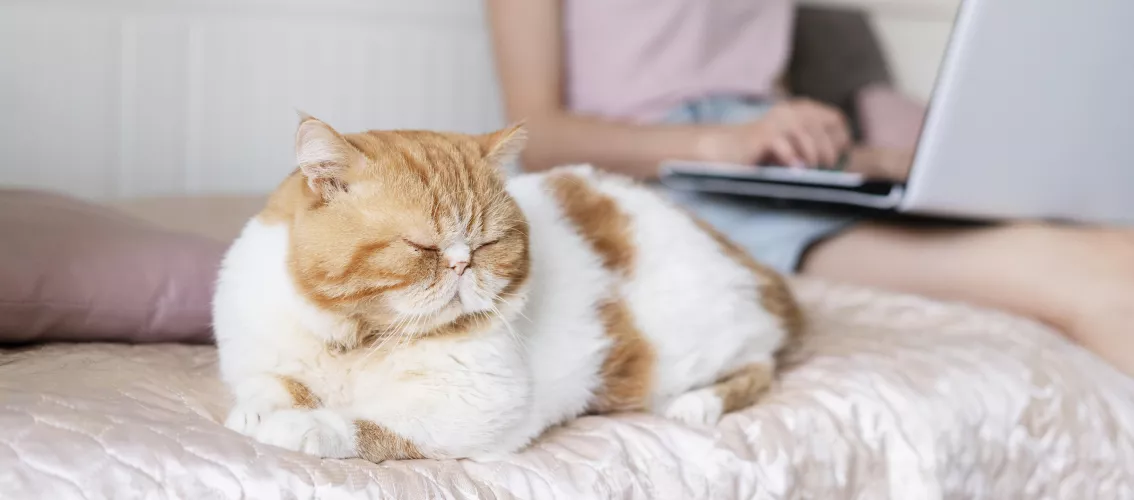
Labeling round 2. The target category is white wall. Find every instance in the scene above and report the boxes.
[0,0,504,199]
[0,0,958,200]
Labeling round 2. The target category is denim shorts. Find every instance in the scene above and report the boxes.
[659,95,860,273]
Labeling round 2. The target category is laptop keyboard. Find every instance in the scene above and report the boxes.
[749,166,866,187]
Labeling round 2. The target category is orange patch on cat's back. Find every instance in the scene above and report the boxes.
[546,171,656,413]
[589,299,656,412]
[545,171,635,272]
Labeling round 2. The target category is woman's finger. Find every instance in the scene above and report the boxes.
[832,114,853,151]
[811,124,839,167]
[766,135,803,167]
[786,126,820,167]
[828,122,852,153]
[806,104,852,165]
[803,101,851,141]
[823,120,852,165]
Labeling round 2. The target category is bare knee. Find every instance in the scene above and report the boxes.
[1059,293,1134,377]
[1037,226,1134,375]
[996,224,1134,324]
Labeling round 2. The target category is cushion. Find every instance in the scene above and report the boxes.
[788,5,893,137]
[856,83,928,151]
[0,189,225,344]
[110,195,267,243]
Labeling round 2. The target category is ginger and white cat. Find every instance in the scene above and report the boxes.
[213,117,802,462]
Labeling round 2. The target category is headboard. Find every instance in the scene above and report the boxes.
[0,0,503,199]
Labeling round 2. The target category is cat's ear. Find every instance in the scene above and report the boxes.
[480,122,528,166]
[295,114,359,200]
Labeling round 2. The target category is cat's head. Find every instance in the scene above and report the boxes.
[268,116,530,345]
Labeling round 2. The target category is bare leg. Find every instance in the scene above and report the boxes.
[801,221,1134,376]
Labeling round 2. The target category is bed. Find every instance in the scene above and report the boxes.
[2,196,1133,499]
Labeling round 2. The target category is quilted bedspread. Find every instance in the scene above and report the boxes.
[3,280,1134,500]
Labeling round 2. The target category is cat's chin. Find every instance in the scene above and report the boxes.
[417,287,496,318]
[408,300,465,331]
[382,281,510,336]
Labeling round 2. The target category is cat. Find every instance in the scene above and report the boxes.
[212,116,802,462]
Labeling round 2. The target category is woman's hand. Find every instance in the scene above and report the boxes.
[846,146,915,182]
[698,99,852,167]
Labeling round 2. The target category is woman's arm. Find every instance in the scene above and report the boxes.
[486,0,727,177]
[486,0,850,177]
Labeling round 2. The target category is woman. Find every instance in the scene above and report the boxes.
[485,0,1134,375]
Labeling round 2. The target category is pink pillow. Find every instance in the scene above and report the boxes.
[0,189,224,344]
[856,83,928,151]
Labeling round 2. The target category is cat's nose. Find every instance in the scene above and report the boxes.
[443,243,471,276]
[449,259,469,276]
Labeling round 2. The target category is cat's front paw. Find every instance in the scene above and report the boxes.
[225,403,278,435]
[663,389,724,427]
[253,409,356,458]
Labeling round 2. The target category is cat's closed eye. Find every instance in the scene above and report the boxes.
[403,239,440,252]
[474,238,501,251]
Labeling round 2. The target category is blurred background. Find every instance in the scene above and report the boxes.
[0,0,958,201]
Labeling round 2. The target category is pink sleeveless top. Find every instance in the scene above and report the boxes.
[563,0,794,123]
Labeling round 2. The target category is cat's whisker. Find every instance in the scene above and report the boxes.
[476,283,525,347]
[489,292,528,324]
[394,313,425,351]
[394,312,421,344]
[361,322,400,361]
[483,287,531,323]
[364,310,418,359]
[402,313,422,344]
[366,316,412,361]
[487,302,523,347]
[386,313,412,342]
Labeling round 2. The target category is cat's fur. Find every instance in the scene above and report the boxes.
[213,117,802,462]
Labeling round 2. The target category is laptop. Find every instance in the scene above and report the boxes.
[659,0,1134,227]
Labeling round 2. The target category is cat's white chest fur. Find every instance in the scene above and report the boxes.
[214,165,791,461]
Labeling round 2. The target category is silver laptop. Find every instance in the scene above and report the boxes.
[660,0,1134,227]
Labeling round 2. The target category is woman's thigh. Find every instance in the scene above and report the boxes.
[801,221,1134,374]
